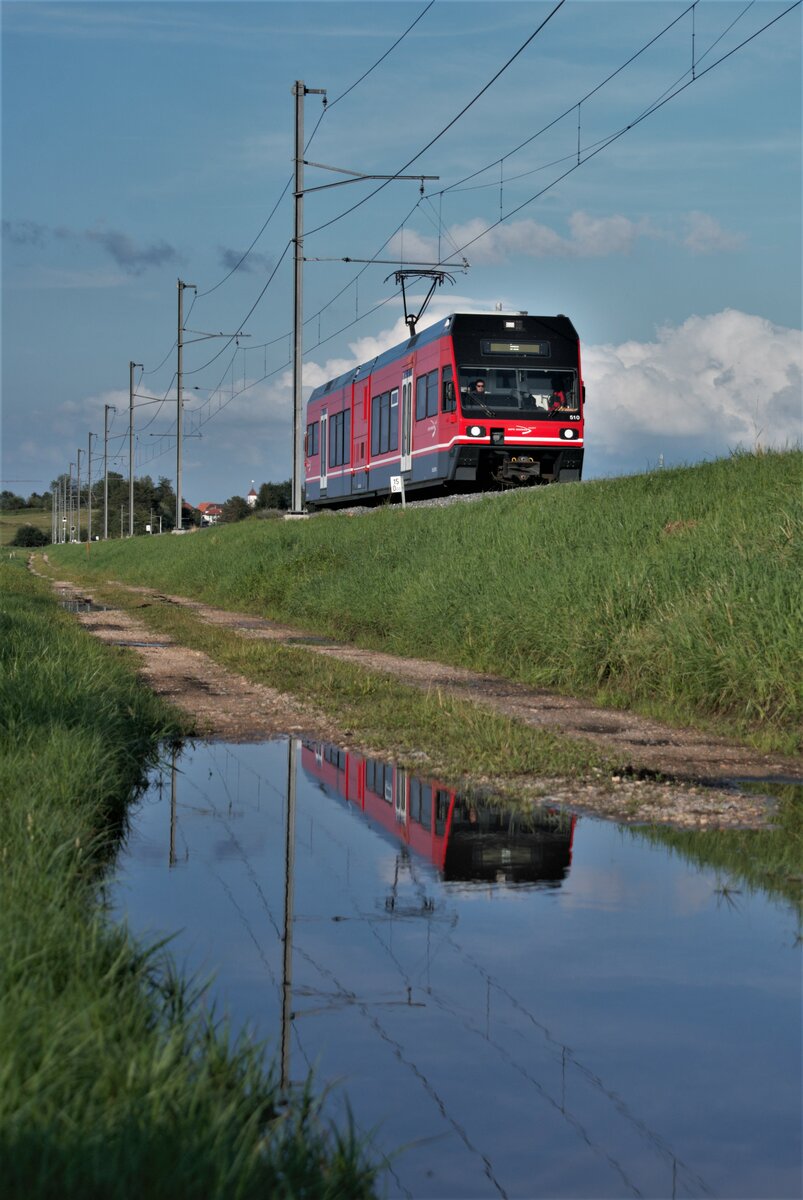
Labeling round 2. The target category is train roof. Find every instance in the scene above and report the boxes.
[308,312,578,403]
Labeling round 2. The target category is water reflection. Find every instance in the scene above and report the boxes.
[113,738,801,1200]
[300,740,576,886]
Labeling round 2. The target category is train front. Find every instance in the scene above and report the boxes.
[449,313,584,488]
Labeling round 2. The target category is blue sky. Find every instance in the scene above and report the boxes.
[2,0,801,505]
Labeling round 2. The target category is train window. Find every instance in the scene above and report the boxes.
[379,393,390,452]
[328,410,351,467]
[442,365,455,412]
[415,375,427,420]
[306,421,319,456]
[373,397,380,453]
[435,789,451,832]
[416,371,439,420]
[409,778,422,824]
[460,367,578,416]
[389,389,399,452]
[371,392,397,455]
[366,759,393,802]
[426,370,438,417]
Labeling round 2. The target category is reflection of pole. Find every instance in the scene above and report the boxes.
[281,737,298,1092]
[169,747,177,867]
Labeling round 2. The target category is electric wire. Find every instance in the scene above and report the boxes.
[325,1,435,112]
[117,0,796,479]
[304,0,568,240]
[192,1,435,300]
[440,0,697,196]
[432,0,801,266]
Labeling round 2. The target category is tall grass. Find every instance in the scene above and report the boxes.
[632,783,803,923]
[46,450,803,751]
[0,557,377,1199]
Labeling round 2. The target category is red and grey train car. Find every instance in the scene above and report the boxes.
[304,312,584,506]
[301,741,576,886]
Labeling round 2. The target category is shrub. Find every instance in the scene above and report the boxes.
[11,525,49,547]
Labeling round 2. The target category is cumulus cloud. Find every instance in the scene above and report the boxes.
[583,310,802,474]
[115,305,799,497]
[389,209,743,265]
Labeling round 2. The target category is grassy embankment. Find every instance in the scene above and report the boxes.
[0,556,376,1199]
[46,450,802,754]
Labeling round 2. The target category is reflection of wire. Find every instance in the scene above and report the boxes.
[293,750,713,1198]
[442,928,714,1198]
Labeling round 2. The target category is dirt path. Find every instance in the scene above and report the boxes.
[46,573,802,830]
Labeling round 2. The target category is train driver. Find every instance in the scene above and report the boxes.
[549,379,567,411]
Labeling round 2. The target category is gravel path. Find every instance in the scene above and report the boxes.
[40,568,802,831]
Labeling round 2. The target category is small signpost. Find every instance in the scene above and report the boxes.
[390,475,406,508]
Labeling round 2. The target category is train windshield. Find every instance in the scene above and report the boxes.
[459,368,579,418]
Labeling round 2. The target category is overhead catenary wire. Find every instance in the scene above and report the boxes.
[303,0,568,240]
[442,0,756,196]
[127,0,798,478]
[193,1,436,301]
[435,0,801,267]
[135,3,563,420]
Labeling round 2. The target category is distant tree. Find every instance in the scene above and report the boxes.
[0,491,26,511]
[11,524,49,547]
[257,480,292,510]
[221,495,251,524]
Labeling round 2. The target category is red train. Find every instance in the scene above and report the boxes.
[304,311,584,506]
[301,741,576,886]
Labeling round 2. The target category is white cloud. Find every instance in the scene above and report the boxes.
[682,212,745,254]
[389,209,744,265]
[583,310,802,470]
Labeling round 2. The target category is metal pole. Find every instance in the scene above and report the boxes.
[76,448,82,543]
[177,282,183,531]
[103,404,113,540]
[129,361,140,537]
[87,432,94,543]
[68,462,74,542]
[51,487,56,544]
[291,81,305,515]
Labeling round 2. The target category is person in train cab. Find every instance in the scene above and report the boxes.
[549,381,567,411]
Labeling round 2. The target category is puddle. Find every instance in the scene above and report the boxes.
[57,597,109,613]
[731,777,803,803]
[110,739,801,1200]
[285,635,339,646]
[110,640,167,649]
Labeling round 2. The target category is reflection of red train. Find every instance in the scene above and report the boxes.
[301,742,576,886]
[304,312,584,506]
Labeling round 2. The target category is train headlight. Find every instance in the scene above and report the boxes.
[560,427,577,440]
[467,425,486,437]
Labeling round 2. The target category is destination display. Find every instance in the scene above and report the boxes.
[482,339,550,356]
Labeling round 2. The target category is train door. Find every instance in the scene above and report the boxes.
[319,410,328,495]
[400,370,413,472]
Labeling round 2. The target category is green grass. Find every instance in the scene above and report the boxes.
[0,508,53,545]
[0,555,377,1199]
[78,578,618,786]
[632,784,803,923]
[44,451,803,753]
